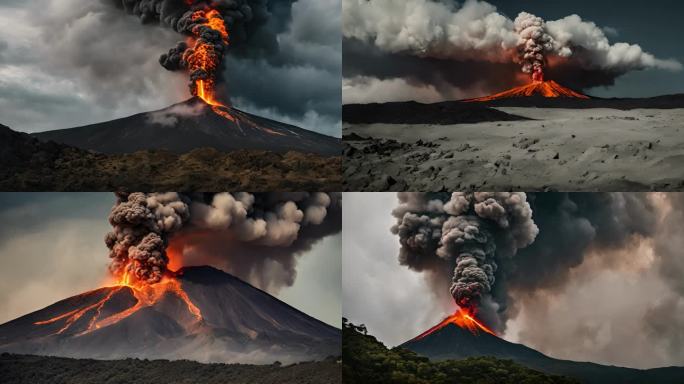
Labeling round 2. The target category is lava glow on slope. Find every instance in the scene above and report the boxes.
[411,308,496,341]
[33,263,203,337]
[467,80,589,101]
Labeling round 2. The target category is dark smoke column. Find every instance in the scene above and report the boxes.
[114,0,268,102]
[392,193,539,318]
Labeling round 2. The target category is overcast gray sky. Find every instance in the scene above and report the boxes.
[343,192,684,370]
[0,0,341,137]
[0,193,341,328]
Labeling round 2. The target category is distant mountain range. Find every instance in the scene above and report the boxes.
[33,97,341,156]
[0,266,340,365]
[402,322,684,384]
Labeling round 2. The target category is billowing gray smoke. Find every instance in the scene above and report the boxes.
[106,192,341,290]
[391,192,538,328]
[514,12,561,76]
[106,192,191,284]
[112,0,270,96]
[391,192,666,333]
[343,0,681,93]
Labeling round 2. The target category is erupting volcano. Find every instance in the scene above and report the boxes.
[467,69,590,102]
[411,309,495,342]
[0,266,340,364]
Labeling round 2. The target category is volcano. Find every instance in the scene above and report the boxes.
[401,318,684,384]
[32,98,341,156]
[467,80,590,101]
[0,266,340,364]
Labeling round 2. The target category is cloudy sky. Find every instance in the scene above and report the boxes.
[343,0,684,103]
[0,193,341,328]
[0,0,341,137]
[343,192,684,370]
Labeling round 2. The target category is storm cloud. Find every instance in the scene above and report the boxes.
[0,0,340,136]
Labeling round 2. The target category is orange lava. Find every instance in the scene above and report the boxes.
[467,80,589,101]
[411,308,496,341]
[183,8,236,122]
[34,274,203,336]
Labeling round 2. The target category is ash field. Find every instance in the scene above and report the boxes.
[343,98,684,191]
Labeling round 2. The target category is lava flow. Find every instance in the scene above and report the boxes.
[184,6,235,121]
[411,308,496,341]
[467,68,589,101]
[33,264,203,337]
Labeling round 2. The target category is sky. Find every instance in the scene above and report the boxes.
[343,192,684,370]
[0,193,342,328]
[343,0,684,103]
[0,0,341,137]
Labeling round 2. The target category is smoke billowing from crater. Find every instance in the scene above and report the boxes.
[112,0,271,100]
[106,192,341,291]
[343,0,681,93]
[391,192,538,331]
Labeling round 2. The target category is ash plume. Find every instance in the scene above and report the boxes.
[514,12,562,77]
[343,0,681,91]
[106,192,341,291]
[391,192,667,334]
[112,0,271,97]
[391,192,538,330]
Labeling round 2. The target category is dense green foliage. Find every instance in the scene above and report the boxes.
[0,353,341,384]
[342,318,579,384]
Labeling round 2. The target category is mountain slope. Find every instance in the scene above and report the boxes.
[467,80,590,101]
[0,123,341,191]
[402,323,684,384]
[33,98,341,156]
[342,319,578,384]
[0,266,340,364]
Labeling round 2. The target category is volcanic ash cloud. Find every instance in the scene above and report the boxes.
[106,192,341,289]
[343,0,681,86]
[391,192,538,329]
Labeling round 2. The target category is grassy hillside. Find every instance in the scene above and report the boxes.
[0,353,341,384]
[342,318,579,384]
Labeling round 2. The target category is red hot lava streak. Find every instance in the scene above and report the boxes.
[411,308,496,341]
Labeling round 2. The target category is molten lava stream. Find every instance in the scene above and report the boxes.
[412,308,496,341]
[196,79,236,122]
[34,275,203,337]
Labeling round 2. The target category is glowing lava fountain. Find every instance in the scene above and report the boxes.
[411,308,496,341]
[184,6,235,121]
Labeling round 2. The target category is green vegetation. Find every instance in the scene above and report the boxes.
[342,318,579,384]
[0,353,341,384]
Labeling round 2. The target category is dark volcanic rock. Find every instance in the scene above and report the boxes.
[0,266,340,364]
[343,101,530,125]
[33,98,341,156]
[477,93,684,109]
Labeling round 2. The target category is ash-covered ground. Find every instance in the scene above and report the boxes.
[344,108,684,191]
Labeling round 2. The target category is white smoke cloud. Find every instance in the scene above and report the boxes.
[343,0,682,77]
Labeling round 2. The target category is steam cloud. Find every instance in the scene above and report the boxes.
[112,0,271,96]
[106,192,341,289]
[391,192,538,329]
[343,0,682,92]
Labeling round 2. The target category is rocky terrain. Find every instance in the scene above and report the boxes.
[343,107,684,191]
